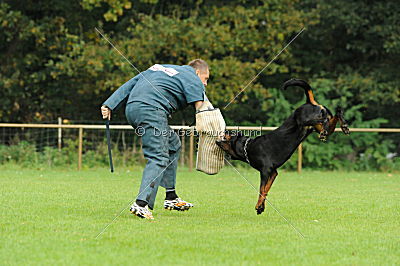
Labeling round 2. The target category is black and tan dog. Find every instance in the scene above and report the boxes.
[216,79,350,215]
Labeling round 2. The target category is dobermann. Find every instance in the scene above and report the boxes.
[216,79,350,215]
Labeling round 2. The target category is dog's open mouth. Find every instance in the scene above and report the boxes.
[216,138,236,160]
[216,141,231,160]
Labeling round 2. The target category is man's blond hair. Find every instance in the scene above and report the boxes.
[188,59,209,72]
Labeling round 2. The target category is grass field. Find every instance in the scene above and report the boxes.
[1,165,399,265]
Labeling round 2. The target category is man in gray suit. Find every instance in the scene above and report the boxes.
[101,59,209,220]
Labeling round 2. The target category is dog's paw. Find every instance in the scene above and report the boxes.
[255,203,265,215]
[341,124,350,135]
[319,130,328,142]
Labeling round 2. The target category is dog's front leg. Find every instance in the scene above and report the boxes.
[323,108,349,136]
[336,107,350,135]
[326,116,338,135]
[255,170,278,215]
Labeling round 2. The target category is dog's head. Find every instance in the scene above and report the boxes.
[283,79,333,141]
[294,103,333,141]
[216,131,245,159]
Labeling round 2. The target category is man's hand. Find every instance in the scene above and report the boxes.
[101,105,111,120]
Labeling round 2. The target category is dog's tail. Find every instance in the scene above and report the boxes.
[281,79,318,105]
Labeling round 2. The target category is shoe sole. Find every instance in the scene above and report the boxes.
[130,209,154,220]
[164,205,193,211]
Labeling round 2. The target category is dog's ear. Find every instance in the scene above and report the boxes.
[237,131,244,137]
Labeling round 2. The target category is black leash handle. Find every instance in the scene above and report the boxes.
[106,119,114,173]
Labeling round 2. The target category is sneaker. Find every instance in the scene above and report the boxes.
[130,203,154,220]
[164,198,194,211]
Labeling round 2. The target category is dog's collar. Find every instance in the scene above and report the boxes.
[243,138,251,164]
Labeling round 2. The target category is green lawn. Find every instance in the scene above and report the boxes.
[1,165,399,265]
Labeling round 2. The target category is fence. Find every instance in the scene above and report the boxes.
[1,122,399,172]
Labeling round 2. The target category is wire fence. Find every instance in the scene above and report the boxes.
[1,121,399,172]
[0,121,194,170]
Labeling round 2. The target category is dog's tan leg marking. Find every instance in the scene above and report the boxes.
[327,116,339,135]
[263,171,278,196]
[255,171,278,213]
[255,184,266,209]
[338,115,350,135]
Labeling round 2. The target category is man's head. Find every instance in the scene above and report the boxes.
[188,59,209,86]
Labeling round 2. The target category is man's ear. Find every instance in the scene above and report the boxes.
[195,69,201,76]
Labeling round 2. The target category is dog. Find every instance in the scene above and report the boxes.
[216,79,350,215]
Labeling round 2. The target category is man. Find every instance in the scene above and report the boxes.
[101,59,209,220]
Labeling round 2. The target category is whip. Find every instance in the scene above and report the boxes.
[105,119,114,173]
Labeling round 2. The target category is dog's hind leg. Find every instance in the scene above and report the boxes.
[255,170,278,215]
[255,177,267,215]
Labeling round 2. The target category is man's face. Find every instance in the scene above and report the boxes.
[196,68,209,87]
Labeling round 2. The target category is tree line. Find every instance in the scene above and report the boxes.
[1,0,399,169]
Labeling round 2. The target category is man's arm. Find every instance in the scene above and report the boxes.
[103,73,142,111]
[194,101,204,111]
[194,95,214,111]
[101,72,145,120]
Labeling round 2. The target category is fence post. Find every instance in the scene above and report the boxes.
[78,127,83,171]
[189,127,194,172]
[297,143,303,173]
[58,117,62,151]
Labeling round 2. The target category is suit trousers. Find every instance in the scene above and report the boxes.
[125,101,181,209]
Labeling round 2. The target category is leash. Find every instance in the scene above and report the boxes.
[105,119,114,173]
[243,138,251,164]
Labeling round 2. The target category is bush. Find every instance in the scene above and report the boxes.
[0,135,398,171]
[0,141,38,167]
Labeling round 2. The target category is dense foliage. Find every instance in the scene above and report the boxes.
[1,0,399,170]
